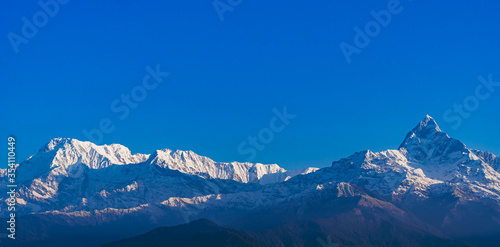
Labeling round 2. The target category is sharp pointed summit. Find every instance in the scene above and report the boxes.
[413,115,441,133]
[399,115,467,162]
[399,115,442,149]
[38,137,73,153]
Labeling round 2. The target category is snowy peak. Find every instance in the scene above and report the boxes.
[31,138,149,170]
[399,115,442,147]
[399,115,467,163]
[147,148,215,172]
[16,138,317,185]
[148,148,287,183]
[414,115,441,133]
[325,115,500,203]
[38,137,72,153]
[332,115,470,166]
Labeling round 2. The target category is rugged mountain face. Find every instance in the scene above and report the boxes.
[1,115,499,247]
[327,115,500,243]
[399,115,468,163]
[327,115,500,205]
[147,148,317,184]
[0,138,316,218]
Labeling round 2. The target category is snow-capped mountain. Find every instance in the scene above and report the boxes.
[0,138,317,217]
[147,148,316,184]
[321,115,500,242]
[1,115,499,247]
[328,115,500,202]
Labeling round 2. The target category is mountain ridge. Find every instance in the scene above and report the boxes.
[1,115,499,247]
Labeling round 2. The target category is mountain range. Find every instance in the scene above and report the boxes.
[1,115,499,247]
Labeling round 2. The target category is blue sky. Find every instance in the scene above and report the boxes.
[1,0,499,169]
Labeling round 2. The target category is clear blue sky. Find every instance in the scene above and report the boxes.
[1,0,499,169]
